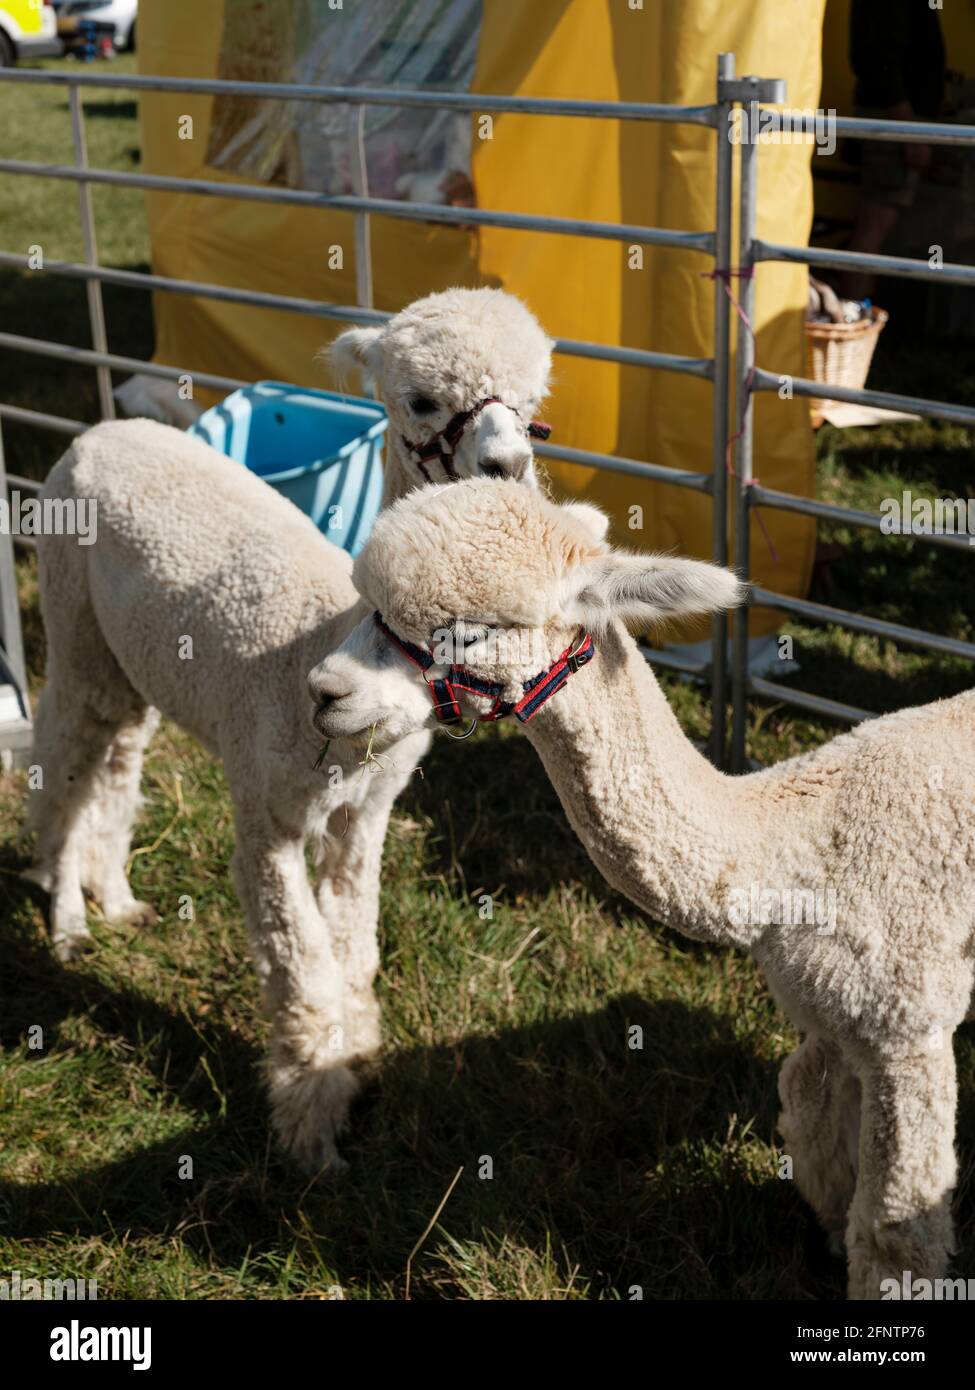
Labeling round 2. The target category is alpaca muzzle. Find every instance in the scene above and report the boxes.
[372,612,594,733]
[401,397,551,483]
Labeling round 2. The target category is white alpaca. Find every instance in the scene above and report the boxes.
[329,285,552,506]
[26,288,553,1173]
[308,478,975,1298]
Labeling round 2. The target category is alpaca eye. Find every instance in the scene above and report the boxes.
[453,622,491,656]
[409,395,438,416]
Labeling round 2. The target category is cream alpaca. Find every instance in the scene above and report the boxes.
[26,288,553,1173]
[309,478,975,1299]
[329,286,553,505]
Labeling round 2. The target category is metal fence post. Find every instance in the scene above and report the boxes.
[69,83,115,421]
[709,53,735,766]
[730,105,759,773]
[348,103,374,310]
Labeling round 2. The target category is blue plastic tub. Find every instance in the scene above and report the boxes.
[189,380,387,557]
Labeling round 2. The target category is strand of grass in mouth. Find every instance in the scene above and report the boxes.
[314,723,386,781]
[358,722,387,778]
[313,725,425,782]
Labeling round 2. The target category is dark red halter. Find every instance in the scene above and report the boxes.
[373,612,594,726]
[401,396,552,483]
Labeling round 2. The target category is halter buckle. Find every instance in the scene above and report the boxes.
[566,645,594,674]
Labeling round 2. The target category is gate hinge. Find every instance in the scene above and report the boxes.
[718,75,788,106]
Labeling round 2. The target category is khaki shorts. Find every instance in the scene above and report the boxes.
[855,106,920,209]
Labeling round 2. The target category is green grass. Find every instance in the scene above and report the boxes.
[0,57,973,1301]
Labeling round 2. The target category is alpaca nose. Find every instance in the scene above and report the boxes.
[308,669,349,708]
[478,445,532,479]
[309,678,348,736]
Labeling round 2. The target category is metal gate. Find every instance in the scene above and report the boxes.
[0,53,973,769]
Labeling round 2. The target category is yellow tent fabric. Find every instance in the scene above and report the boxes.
[139,0,824,638]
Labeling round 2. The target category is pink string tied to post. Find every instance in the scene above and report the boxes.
[701,264,780,565]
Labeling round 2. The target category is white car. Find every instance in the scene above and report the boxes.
[53,0,136,51]
[0,2,62,65]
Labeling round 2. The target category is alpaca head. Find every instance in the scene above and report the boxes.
[308,479,743,749]
[328,288,553,486]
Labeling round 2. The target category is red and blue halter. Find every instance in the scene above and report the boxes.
[373,612,594,727]
[401,396,552,483]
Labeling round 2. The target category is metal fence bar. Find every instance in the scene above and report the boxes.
[10,69,971,140]
[749,484,975,552]
[0,331,248,394]
[0,402,87,435]
[0,67,717,125]
[746,676,876,725]
[552,337,713,378]
[752,367,975,428]
[0,250,386,323]
[751,586,975,662]
[68,87,115,421]
[756,239,975,289]
[534,440,710,491]
[0,253,714,378]
[0,391,709,497]
[708,53,735,764]
[730,102,759,773]
[641,646,709,678]
[763,108,975,147]
[0,160,717,254]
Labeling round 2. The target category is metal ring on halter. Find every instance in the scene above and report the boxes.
[440,719,480,741]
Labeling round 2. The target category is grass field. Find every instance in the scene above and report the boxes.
[0,58,973,1300]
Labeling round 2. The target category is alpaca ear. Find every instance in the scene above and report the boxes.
[564,553,744,629]
[561,500,611,547]
[327,326,383,387]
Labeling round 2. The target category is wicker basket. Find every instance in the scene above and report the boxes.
[804,305,889,424]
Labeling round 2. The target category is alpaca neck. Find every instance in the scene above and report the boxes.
[523,621,766,948]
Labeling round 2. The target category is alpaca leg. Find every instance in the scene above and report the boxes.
[231,812,353,1174]
[845,1044,957,1300]
[28,539,148,959]
[777,1034,861,1255]
[82,706,161,925]
[314,777,404,1065]
[27,676,142,961]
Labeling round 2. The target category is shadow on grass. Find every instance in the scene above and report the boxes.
[0,892,847,1300]
[59,100,139,121]
[399,726,619,908]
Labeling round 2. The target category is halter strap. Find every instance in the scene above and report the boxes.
[373,612,594,727]
[402,396,552,481]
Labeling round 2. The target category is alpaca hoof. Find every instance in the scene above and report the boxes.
[53,927,94,963]
[282,1126,351,1179]
[97,891,159,927]
[304,1146,351,1180]
[271,1061,359,1176]
[119,900,159,928]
